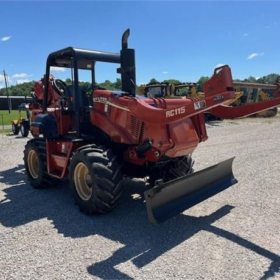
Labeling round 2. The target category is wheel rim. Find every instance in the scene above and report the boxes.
[27,150,39,179]
[74,162,93,201]
[12,124,16,133]
[21,125,24,134]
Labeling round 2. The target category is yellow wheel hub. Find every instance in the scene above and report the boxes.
[74,162,93,201]
[28,150,39,179]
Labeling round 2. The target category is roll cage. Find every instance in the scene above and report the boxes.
[43,29,136,137]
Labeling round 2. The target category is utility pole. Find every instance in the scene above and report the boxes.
[3,70,11,113]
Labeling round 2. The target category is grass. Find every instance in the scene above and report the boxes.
[0,110,20,126]
[0,129,12,134]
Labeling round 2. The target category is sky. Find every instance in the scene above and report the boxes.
[0,0,279,90]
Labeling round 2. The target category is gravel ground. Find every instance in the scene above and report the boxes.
[0,115,280,280]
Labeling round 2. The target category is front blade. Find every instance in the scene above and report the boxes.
[144,157,237,224]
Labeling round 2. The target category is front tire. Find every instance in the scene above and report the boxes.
[149,154,194,185]
[166,154,194,180]
[69,144,124,214]
[23,139,58,188]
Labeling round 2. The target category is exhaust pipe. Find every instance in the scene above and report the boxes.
[122,28,130,49]
[144,157,237,224]
[119,28,136,96]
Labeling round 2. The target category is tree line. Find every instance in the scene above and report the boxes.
[0,78,123,97]
[0,73,279,97]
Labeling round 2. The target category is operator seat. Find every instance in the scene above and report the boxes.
[65,85,90,108]
[65,85,92,134]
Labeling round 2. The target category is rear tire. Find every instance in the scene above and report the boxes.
[20,124,29,137]
[12,123,19,135]
[23,139,58,188]
[69,144,124,214]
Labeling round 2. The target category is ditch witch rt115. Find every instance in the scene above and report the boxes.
[23,29,280,224]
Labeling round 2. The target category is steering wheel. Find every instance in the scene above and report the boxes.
[30,92,43,106]
[53,79,67,95]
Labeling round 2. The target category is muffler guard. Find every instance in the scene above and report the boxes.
[144,158,237,224]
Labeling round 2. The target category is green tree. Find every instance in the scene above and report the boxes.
[1,72,279,98]
[98,80,114,90]
[162,79,181,85]
[65,78,72,86]
[113,78,122,90]
[243,76,257,83]
[196,76,209,92]
[257,74,279,84]
[0,81,35,96]
[148,78,159,84]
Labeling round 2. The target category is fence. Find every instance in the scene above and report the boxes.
[0,96,32,110]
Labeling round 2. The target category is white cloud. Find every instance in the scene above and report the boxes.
[0,74,11,90]
[243,33,248,37]
[12,73,33,78]
[16,79,31,84]
[1,36,11,42]
[0,73,32,88]
[247,53,264,60]
[248,53,258,59]
[162,71,168,74]
[50,66,66,72]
